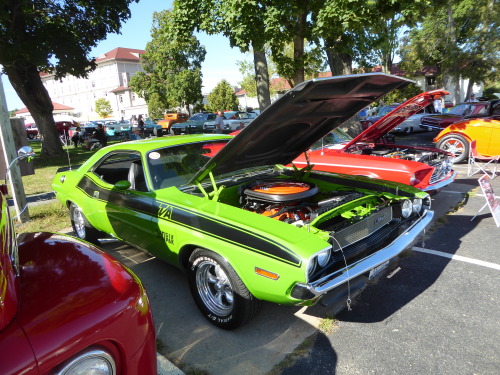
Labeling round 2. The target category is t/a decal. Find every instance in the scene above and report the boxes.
[158,203,173,220]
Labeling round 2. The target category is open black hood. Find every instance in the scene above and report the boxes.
[193,73,413,183]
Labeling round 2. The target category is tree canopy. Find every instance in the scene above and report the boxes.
[129,9,205,117]
[0,0,137,155]
[95,98,113,118]
[206,80,239,112]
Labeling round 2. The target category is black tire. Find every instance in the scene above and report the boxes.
[69,203,101,245]
[188,248,261,329]
[27,133,35,140]
[436,134,469,164]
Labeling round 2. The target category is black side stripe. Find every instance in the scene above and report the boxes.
[77,176,302,267]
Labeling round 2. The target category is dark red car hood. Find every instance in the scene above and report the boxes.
[344,89,449,148]
[193,73,414,183]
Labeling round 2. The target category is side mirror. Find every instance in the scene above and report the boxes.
[17,146,35,163]
[2,147,36,195]
[114,180,131,190]
[5,147,35,182]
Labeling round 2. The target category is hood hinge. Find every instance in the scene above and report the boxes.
[195,171,225,201]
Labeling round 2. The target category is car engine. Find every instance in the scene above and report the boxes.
[240,180,364,226]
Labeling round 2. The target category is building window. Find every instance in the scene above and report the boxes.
[91,80,95,87]
[119,95,123,103]
[426,77,436,86]
[132,94,136,101]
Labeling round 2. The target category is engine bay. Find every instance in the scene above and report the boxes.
[347,144,449,165]
[240,180,365,226]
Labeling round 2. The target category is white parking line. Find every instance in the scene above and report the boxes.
[412,247,500,270]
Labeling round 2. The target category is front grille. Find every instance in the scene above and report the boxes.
[421,118,439,126]
[310,216,415,282]
[329,206,393,251]
[429,160,452,183]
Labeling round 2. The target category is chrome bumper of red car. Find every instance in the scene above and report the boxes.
[423,170,457,192]
[291,209,434,301]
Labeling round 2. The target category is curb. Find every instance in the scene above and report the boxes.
[157,354,184,375]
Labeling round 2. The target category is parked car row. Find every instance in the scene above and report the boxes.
[25,120,76,140]
[434,99,500,163]
[358,94,498,165]
[419,101,489,131]
[170,111,259,135]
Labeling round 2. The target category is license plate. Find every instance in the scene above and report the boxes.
[368,261,389,280]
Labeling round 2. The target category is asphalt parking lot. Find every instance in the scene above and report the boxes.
[91,131,499,375]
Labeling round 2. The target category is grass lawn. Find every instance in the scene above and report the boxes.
[12,140,118,234]
[21,140,96,195]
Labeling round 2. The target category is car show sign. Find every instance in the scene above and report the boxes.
[478,175,500,227]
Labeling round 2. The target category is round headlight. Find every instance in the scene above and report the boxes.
[56,350,116,375]
[401,199,413,218]
[307,257,317,278]
[317,248,331,267]
[412,198,422,213]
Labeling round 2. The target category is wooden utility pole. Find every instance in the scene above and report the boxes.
[0,74,29,222]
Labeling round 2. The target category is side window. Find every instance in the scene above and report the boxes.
[477,105,487,115]
[93,152,146,191]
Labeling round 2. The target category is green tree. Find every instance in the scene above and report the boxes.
[147,93,166,120]
[206,80,239,112]
[95,98,113,118]
[399,0,499,102]
[129,10,205,116]
[314,0,437,75]
[0,0,137,155]
[381,83,423,105]
[173,0,274,110]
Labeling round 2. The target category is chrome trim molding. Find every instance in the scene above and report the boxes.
[423,170,457,192]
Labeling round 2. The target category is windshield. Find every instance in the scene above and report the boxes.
[310,129,353,150]
[448,104,475,116]
[147,139,230,190]
[378,105,398,116]
[188,113,214,122]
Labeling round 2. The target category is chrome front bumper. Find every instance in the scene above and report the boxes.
[423,170,458,192]
[291,209,434,300]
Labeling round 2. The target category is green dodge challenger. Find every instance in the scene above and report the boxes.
[52,73,433,329]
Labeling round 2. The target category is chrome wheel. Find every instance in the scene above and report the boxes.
[438,135,468,163]
[69,203,101,244]
[195,259,234,316]
[72,205,86,239]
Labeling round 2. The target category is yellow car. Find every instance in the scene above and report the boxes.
[434,100,500,163]
[157,112,189,132]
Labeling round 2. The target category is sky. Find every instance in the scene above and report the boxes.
[1,0,248,111]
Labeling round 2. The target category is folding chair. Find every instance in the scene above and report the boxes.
[467,140,499,178]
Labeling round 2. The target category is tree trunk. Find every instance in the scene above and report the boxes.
[252,48,271,111]
[447,3,461,102]
[3,64,63,156]
[324,38,352,76]
[292,12,307,86]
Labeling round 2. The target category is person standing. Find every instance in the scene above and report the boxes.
[469,93,478,102]
[214,111,225,134]
[137,115,145,135]
[433,98,443,113]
